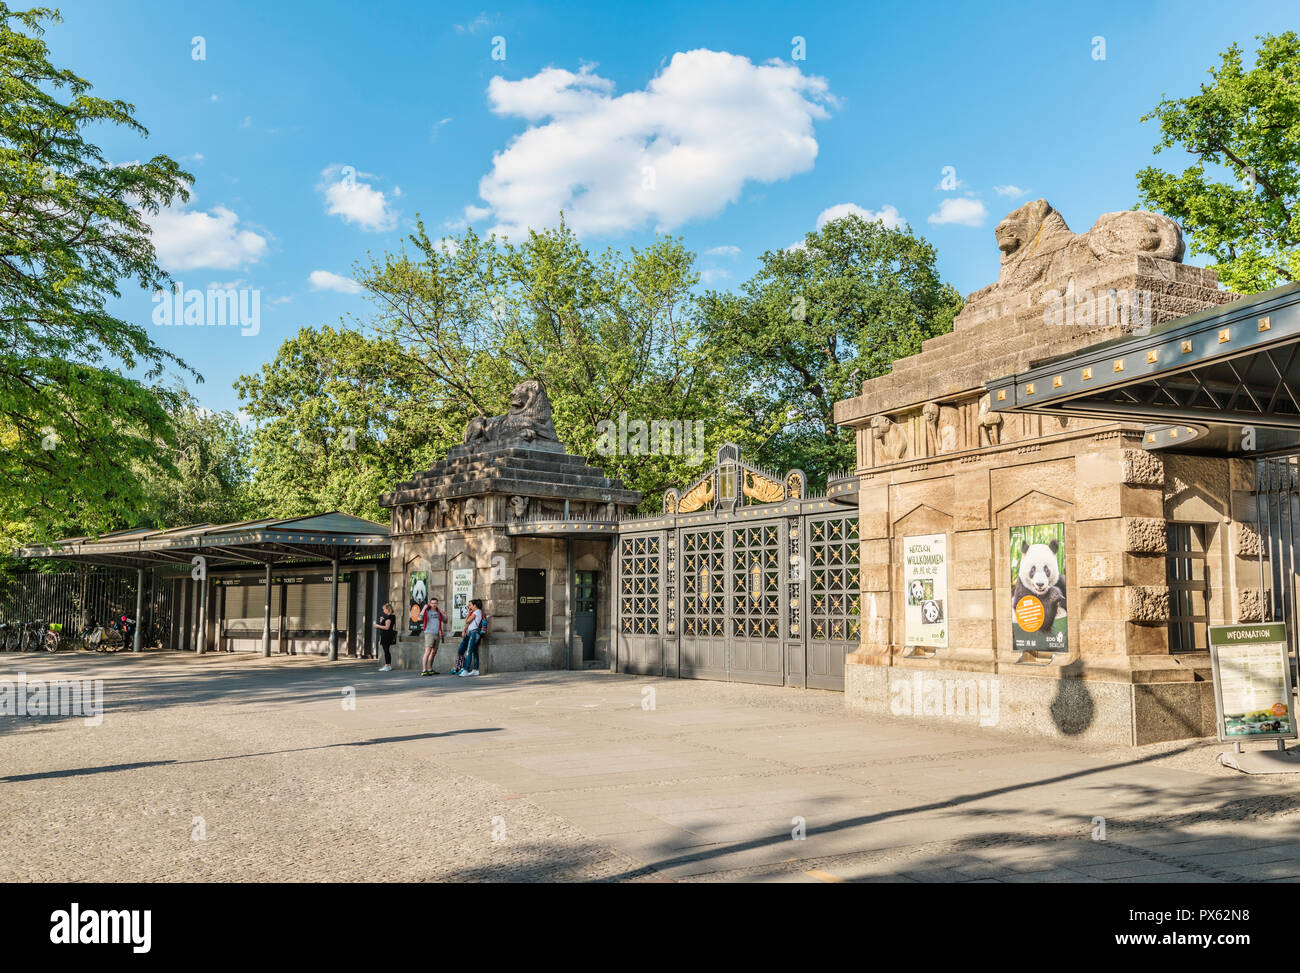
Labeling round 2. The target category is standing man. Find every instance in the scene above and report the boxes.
[420,597,446,677]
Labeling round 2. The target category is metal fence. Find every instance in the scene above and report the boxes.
[0,566,177,648]
[1257,456,1300,677]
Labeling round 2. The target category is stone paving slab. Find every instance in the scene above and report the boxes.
[4,652,1300,882]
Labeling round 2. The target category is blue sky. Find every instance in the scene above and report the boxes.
[42,0,1297,414]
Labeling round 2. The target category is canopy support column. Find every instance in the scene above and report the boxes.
[132,567,144,652]
[196,577,207,655]
[328,556,340,662]
[262,563,272,658]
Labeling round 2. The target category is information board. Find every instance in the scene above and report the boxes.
[1209,623,1297,743]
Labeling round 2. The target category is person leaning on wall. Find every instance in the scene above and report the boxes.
[452,599,487,677]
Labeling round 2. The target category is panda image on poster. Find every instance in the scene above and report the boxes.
[908,580,927,605]
[1012,538,1067,629]
[409,574,429,635]
[921,599,943,625]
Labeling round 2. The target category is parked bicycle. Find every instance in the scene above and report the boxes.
[84,619,127,653]
[19,620,41,652]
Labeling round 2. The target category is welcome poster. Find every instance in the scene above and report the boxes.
[904,533,948,649]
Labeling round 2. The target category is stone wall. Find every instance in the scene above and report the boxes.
[833,200,1248,744]
[387,527,614,672]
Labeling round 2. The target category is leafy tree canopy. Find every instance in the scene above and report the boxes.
[0,2,195,544]
[235,325,463,522]
[701,215,962,484]
[1137,31,1300,293]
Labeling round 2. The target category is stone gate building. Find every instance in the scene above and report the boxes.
[832,199,1259,744]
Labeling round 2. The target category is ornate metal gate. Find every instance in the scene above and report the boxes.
[615,445,860,690]
[1257,456,1300,677]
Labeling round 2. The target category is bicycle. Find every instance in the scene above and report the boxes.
[19,620,41,652]
[86,622,126,653]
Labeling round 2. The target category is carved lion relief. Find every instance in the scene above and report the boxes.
[869,414,909,463]
[977,394,1004,446]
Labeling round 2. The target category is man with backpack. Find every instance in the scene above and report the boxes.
[420,597,446,677]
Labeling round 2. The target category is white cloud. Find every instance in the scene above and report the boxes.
[454,12,493,33]
[699,268,731,285]
[318,164,399,232]
[927,197,988,227]
[146,201,268,271]
[240,115,252,128]
[994,184,1027,198]
[933,174,967,191]
[470,50,835,238]
[815,202,904,231]
[705,245,741,258]
[271,295,293,305]
[308,270,363,295]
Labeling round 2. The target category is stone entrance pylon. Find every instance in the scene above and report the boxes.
[379,380,640,672]
[834,200,1244,744]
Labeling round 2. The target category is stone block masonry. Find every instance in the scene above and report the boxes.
[833,199,1247,744]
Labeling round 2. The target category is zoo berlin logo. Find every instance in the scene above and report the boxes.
[152,282,260,336]
[50,904,151,953]
[889,673,1000,727]
[0,673,103,725]
[594,412,707,465]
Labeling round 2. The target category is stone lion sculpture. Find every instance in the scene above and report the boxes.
[507,495,529,521]
[869,414,909,462]
[464,379,559,446]
[966,199,1184,307]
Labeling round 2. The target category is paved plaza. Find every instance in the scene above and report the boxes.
[3,652,1300,882]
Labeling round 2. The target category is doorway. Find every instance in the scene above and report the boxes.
[575,570,598,662]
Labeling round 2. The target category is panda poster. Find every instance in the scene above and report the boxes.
[903,533,948,649]
[1010,523,1068,653]
[408,570,429,635]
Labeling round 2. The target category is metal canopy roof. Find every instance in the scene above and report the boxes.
[986,280,1300,456]
[16,512,390,569]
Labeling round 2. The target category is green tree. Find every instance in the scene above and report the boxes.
[236,325,461,522]
[135,388,254,527]
[700,215,962,485]
[1137,31,1300,293]
[360,219,730,506]
[0,3,195,541]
